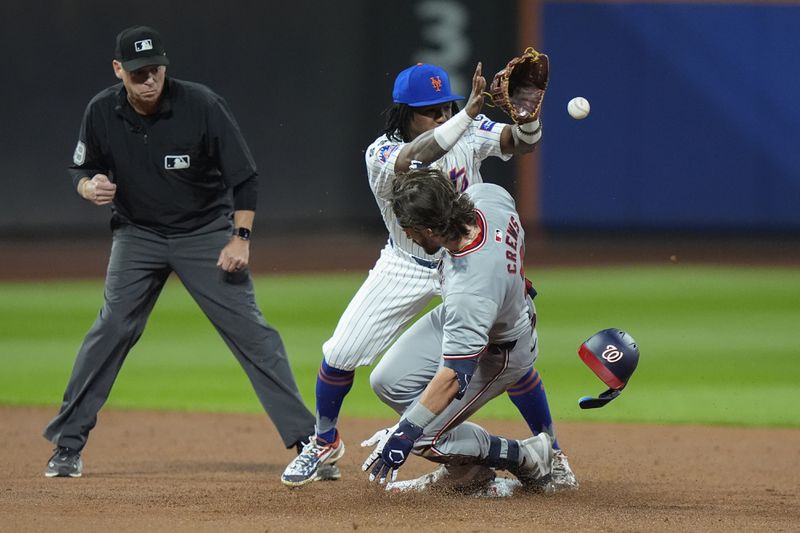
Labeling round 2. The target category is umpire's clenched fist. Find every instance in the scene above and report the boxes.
[79,174,117,206]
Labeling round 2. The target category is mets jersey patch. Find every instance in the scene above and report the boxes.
[378,144,399,163]
[164,155,190,169]
[73,141,86,165]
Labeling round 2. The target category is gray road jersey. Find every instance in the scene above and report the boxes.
[439,183,530,359]
[365,115,510,261]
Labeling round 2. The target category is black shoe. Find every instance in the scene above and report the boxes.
[44,446,82,478]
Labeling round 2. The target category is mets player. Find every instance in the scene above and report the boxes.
[362,169,553,490]
[282,62,576,491]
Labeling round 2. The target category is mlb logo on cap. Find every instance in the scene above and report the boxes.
[393,63,464,107]
[135,39,153,52]
[114,25,170,72]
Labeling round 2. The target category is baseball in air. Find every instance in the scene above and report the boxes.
[567,97,590,120]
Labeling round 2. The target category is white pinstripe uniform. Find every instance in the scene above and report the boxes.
[370,183,537,461]
[322,115,512,370]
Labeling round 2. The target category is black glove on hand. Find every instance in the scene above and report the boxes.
[369,418,424,484]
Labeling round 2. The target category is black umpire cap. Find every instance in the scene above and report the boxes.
[114,26,170,72]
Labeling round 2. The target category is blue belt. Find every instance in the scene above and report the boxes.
[412,256,439,269]
[390,238,439,269]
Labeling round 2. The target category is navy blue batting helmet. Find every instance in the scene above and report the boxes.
[578,328,640,391]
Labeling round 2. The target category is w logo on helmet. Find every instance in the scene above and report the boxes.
[578,328,640,393]
[601,345,624,363]
[430,76,443,92]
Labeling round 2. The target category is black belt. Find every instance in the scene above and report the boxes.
[390,238,439,269]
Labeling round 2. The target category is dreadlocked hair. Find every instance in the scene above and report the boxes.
[391,167,475,242]
[381,101,461,142]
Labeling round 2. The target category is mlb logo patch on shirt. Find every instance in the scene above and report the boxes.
[165,155,190,169]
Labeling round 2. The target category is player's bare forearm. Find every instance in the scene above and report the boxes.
[418,366,460,414]
[500,124,539,156]
[395,132,448,173]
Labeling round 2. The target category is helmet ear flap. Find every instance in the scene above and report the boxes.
[577,329,640,409]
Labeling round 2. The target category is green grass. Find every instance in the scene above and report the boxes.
[2,265,798,427]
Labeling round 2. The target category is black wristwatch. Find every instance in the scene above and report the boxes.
[234,227,251,241]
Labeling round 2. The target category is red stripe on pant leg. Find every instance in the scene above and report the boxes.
[430,348,511,454]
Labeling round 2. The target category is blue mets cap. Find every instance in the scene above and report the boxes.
[392,63,464,107]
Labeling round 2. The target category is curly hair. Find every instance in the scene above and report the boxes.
[390,167,475,242]
[381,101,461,142]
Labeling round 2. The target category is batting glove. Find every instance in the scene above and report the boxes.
[360,423,399,472]
[368,419,424,484]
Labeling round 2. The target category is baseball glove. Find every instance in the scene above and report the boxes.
[489,47,549,123]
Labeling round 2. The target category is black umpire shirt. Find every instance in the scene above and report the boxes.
[68,78,258,235]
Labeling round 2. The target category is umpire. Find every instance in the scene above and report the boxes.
[43,26,318,478]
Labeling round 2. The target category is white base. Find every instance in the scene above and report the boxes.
[385,470,522,498]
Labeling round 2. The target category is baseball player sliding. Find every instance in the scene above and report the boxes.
[362,169,552,491]
[282,61,576,491]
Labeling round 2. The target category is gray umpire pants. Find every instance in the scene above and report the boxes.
[43,216,315,451]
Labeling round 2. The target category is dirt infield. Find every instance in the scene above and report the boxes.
[2,406,798,532]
